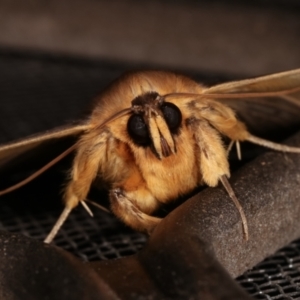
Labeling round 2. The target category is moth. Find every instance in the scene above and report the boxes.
[1,69,300,243]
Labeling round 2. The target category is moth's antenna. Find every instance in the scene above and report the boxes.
[8,108,131,197]
[282,95,300,108]
[203,86,300,99]
[165,87,300,101]
[246,135,300,153]
[44,206,72,243]
[220,175,249,241]
[0,144,76,196]
[96,108,131,130]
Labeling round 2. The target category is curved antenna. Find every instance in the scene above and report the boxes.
[0,144,76,196]
[202,86,300,99]
[164,86,300,101]
[0,108,132,197]
[95,108,132,130]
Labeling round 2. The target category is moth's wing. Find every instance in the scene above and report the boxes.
[0,124,88,173]
[203,68,300,95]
[202,69,300,137]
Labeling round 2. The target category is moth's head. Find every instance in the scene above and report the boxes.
[127,92,182,159]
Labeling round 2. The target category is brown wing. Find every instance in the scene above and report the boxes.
[202,68,300,95]
[0,124,88,173]
[202,69,300,138]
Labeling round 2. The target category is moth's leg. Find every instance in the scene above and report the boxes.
[109,188,161,235]
[219,175,248,240]
[186,117,248,240]
[190,100,249,161]
[246,135,300,153]
[227,140,235,154]
[194,100,300,155]
[44,129,112,243]
[64,130,115,207]
[186,117,230,186]
[191,99,250,141]
[227,140,242,160]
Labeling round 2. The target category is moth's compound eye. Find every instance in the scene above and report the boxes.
[127,114,151,145]
[161,102,182,131]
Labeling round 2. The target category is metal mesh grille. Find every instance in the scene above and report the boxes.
[237,240,300,299]
[1,201,147,261]
[0,50,300,299]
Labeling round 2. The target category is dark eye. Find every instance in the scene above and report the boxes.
[161,102,182,131]
[127,114,151,145]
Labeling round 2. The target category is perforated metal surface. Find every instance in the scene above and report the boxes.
[0,50,300,299]
[237,240,300,299]
[1,200,147,261]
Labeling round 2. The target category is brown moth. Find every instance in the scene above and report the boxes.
[0,69,300,243]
